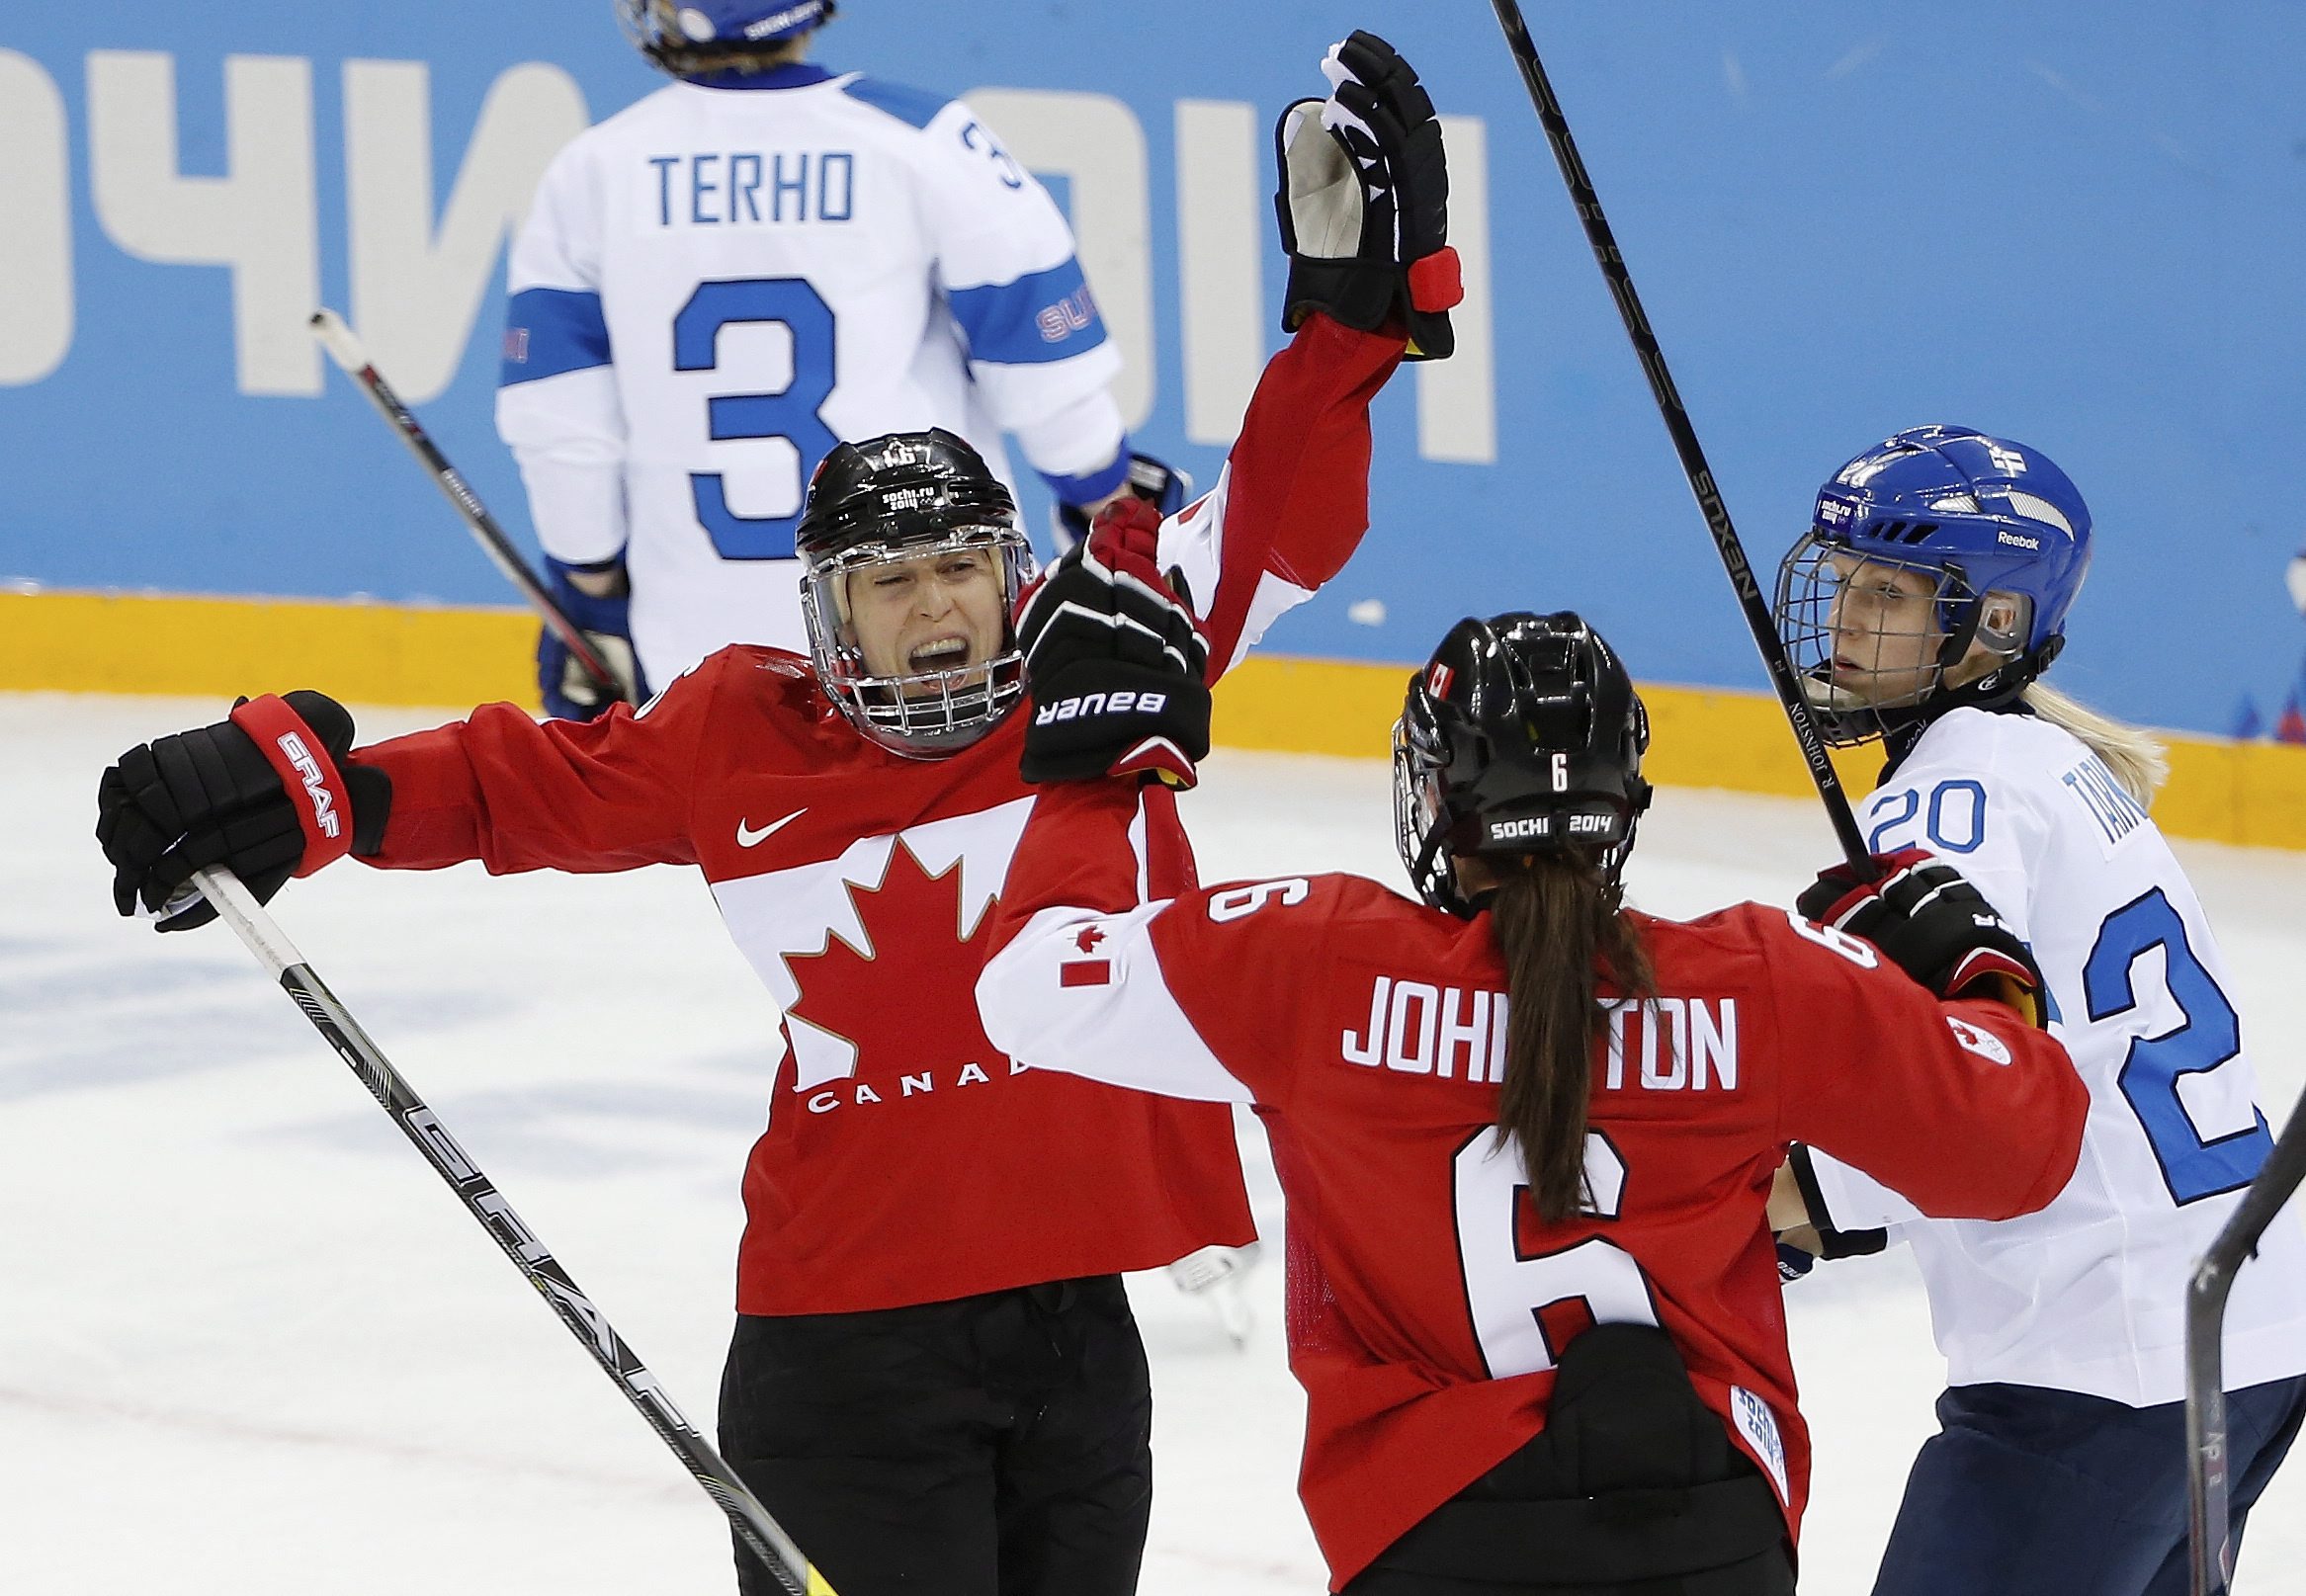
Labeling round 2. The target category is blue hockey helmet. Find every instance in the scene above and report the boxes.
[1772,425,2093,744]
[618,0,835,76]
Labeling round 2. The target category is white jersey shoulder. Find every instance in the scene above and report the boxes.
[496,71,1125,687]
[1807,706,2306,1405]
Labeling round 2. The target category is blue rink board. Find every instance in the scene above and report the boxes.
[2,1,2303,735]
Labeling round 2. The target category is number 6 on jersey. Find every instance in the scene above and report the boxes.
[1455,1130,1659,1377]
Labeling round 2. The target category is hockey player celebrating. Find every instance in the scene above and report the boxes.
[1771,427,2306,1594]
[94,34,1461,1596]
[976,589,2092,1594]
[503,0,1181,720]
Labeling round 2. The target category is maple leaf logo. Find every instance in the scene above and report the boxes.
[1073,926,1106,955]
[782,838,1002,1084]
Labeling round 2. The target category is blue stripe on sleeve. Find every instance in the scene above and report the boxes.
[499,288,611,387]
[1040,451,1131,507]
[947,259,1110,367]
[837,75,952,130]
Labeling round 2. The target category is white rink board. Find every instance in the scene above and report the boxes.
[6,693,2305,1594]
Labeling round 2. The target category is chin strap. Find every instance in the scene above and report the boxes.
[1879,635,2064,781]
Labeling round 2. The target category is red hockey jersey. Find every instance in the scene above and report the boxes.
[351,315,1407,1316]
[978,782,2090,1589]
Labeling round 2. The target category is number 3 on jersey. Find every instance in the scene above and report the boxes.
[1455,1131,1658,1377]
[673,278,838,560]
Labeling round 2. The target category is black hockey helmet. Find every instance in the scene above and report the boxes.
[796,428,1020,559]
[795,429,1036,758]
[1393,612,1654,917]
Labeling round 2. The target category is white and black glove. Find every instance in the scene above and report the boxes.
[1014,497,1209,789]
[1274,31,1462,359]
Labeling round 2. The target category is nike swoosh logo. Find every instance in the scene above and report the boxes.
[736,808,807,848]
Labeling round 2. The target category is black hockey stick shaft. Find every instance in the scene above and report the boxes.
[1486,0,1872,875]
[187,866,834,1596]
[2185,1087,2306,1595]
[309,309,634,705]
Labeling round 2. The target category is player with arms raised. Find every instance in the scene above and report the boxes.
[502,0,1180,719]
[1770,428,2306,1594]
[977,589,2091,1594]
[95,35,1461,1596]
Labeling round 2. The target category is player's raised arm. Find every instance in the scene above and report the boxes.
[979,492,1285,1102]
[1157,32,1464,675]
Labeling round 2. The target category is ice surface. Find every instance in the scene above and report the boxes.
[8,693,2304,1593]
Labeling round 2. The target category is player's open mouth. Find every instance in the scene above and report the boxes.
[908,635,972,672]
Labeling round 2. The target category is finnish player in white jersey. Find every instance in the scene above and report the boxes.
[1768,426,2306,1595]
[497,0,1156,718]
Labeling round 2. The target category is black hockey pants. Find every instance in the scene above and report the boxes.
[1347,1325,1795,1596]
[718,1274,1153,1596]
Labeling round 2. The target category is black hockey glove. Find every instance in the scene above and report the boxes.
[1274,31,1462,359]
[96,691,391,932]
[1052,451,1192,554]
[538,556,647,721]
[1014,496,1210,789]
[1797,847,2046,1025]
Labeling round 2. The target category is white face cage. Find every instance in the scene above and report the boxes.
[800,524,1037,759]
[1773,533,2027,748]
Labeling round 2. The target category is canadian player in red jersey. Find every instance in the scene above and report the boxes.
[977,601,2092,1595]
[92,34,1464,1595]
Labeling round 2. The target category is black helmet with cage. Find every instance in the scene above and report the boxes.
[1393,612,1654,918]
[795,428,1036,758]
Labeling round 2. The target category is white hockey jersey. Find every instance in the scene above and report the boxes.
[1804,706,2306,1406]
[496,62,1129,687]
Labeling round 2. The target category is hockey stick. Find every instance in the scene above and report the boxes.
[2185,1086,2306,1595]
[1485,1,1872,874]
[309,309,634,707]
[185,865,835,1596]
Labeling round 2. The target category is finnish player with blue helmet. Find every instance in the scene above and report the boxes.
[500,1,1183,720]
[1770,427,2306,1594]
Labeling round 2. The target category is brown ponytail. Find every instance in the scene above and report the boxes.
[1487,853,1655,1222]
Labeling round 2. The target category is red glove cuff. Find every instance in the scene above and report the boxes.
[1408,246,1465,312]
[229,694,354,877]
[1108,735,1200,790]
[1945,946,2041,1000]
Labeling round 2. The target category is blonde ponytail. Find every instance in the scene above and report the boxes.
[2021,680,2169,806]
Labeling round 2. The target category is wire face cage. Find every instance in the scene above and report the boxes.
[1773,532,2027,748]
[800,523,1035,759]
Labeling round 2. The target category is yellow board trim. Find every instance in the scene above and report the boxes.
[9,589,2305,851]
[0,589,537,707]
[1211,654,2306,854]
